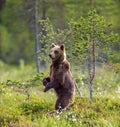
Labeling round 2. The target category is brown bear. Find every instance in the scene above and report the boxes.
[43,43,75,112]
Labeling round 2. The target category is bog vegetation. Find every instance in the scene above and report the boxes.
[0,0,120,127]
[0,61,120,127]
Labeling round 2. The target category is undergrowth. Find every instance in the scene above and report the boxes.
[0,62,120,127]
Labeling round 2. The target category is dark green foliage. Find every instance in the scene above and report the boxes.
[71,9,119,63]
[0,0,120,64]
[37,10,119,67]
[0,1,34,64]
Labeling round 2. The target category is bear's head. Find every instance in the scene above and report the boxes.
[49,43,66,62]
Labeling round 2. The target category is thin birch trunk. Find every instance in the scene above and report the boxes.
[34,0,40,73]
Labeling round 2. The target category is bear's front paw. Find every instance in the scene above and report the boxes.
[43,77,50,86]
[44,83,51,92]
[43,79,48,86]
[44,87,49,92]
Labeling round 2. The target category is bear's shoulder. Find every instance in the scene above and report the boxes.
[62,60,70,70]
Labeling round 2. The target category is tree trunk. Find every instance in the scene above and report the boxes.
[34,0,41,73]
[42,0,46,20]
[0,0,5,59]
[39,0,47,68]
[87,54,92,103]
[0,0,5,10]
[90,0,94,8]
[89,8,96,103]
[89,41,95,103]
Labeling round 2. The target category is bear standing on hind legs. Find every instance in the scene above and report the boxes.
[43,43,75,113]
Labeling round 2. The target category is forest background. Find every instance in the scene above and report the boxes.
[0,0,120,66]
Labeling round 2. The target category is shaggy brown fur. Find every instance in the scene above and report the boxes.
[43,43,75,111]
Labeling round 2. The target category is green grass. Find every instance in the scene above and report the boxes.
[0,91,120,127]
[0,62,120,127]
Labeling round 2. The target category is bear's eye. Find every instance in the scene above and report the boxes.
[54,50,59,54]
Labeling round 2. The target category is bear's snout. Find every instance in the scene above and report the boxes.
[49,54,52,58]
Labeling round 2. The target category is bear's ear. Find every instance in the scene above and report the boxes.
[60,44,65,51]
[51,43,56,48]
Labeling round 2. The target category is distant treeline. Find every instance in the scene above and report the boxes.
[0,0,119,64]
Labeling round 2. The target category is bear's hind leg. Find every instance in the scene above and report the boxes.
[55,98,69,111]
